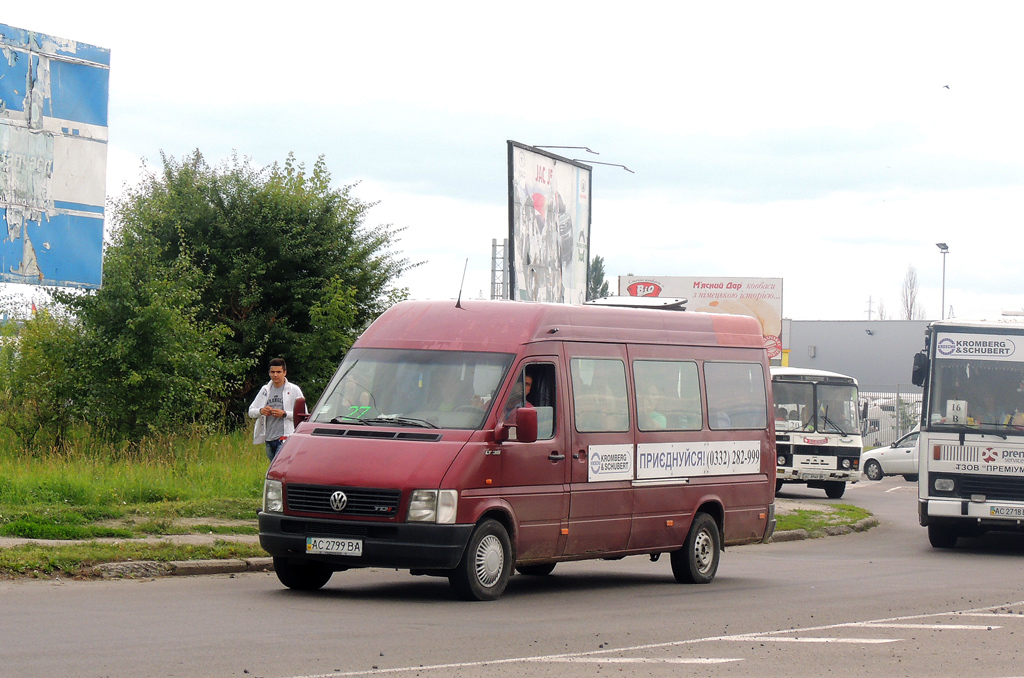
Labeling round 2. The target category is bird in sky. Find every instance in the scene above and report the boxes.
[943,85,950,89]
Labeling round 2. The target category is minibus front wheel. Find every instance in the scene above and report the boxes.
[273,557,333,591]
[671,512,721,584]
[449,519,513,601]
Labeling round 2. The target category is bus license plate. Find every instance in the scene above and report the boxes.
[990,506,1024,518]
[801,472,825,480]
[306,537,363,556]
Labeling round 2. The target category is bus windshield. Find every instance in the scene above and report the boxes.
[773,381,860,434]
[313,348,514,430]
[927,357,1024,432]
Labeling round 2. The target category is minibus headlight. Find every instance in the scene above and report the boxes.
[777,455,786,466]
[263,479,284,513]
[841,459,852,470]
[934,478,955,492]
[408,489,458,524]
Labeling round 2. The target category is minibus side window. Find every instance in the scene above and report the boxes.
[704,362,768,430]
[633,360,702,431]
[502,363,558,439]
[571,358,629,432]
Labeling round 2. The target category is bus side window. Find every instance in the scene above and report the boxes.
[705,362,768,430]
[633,360,702,431]
[571,358,630,432]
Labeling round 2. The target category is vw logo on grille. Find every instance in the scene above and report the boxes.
[329,491,348,512]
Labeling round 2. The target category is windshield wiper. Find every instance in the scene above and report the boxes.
[360,416,439,429]
[330,416,369,425]
[936,422,1009,442]
[821,414,848,436]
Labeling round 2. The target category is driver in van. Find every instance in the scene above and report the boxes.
[502,369,534,420]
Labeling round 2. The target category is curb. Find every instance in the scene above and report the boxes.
[767,516,879,543]
[91,557,273,579]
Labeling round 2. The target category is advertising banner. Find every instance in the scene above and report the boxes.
[0,23,109,288]
[935,333,1023,362]
[620,275,784,357]
[508,141,591,304]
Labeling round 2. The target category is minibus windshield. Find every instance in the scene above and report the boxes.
[313,348,515,430]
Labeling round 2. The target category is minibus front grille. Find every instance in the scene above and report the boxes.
[311,427,442,442]
[285,484,402,517]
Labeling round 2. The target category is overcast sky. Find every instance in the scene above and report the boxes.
[6,2,1024,320]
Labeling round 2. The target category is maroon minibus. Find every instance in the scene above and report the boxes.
[259,300,776,600]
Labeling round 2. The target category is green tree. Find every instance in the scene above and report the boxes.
[103,151,415,418]
[587,254,610,300]
[55,237,244,440]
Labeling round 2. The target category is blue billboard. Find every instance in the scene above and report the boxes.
[0,23,109,288]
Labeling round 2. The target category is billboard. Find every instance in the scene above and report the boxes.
[0,23,109,288]
[507,141,591,304]
[620,275,784,357]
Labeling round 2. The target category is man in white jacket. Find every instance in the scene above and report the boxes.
[248,358,304,461]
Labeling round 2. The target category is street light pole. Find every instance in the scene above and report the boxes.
[936,242,949,320]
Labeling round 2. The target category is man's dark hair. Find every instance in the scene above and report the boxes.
[269,357,287,371]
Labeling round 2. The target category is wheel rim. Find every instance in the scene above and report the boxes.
[474,534,504,588]
[867,462,881,480]
[693,528,714,574]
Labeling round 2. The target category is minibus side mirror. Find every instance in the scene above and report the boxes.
[514,407,538,443]
[293,397,311,425]
[911,351,928,388]
[494,407,538,444]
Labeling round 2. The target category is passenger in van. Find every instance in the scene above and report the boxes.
[640,387,667,429]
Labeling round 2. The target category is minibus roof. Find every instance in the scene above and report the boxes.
[356,300,765,353]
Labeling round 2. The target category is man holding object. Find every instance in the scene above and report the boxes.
[249,358,304,461]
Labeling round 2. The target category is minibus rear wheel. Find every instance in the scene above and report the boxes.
[516,563,556,576]
[671,513,720,584]
[449,519,513,601]
[273,557,333,591]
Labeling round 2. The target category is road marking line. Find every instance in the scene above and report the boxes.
[723,636,899,644]
[955,613,1024,619]
[543,657,740,664]
[852,623,998,630]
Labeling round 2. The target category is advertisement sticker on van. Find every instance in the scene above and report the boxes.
[588,444,634,481]
[636,440,762,480]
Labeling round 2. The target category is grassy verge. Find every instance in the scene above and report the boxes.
[776,503,872,535]
[0,427,268,578]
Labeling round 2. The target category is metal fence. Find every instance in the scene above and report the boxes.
[860,387,922,449]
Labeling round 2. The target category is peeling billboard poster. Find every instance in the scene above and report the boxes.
[620,275,785,358]
[507,141,591,304]
[0,23,109,288]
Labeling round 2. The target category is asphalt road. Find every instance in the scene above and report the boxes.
[4,477,1024,678]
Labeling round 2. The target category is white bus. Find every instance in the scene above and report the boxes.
[912,319,1024,548]
[771,367,863,499]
